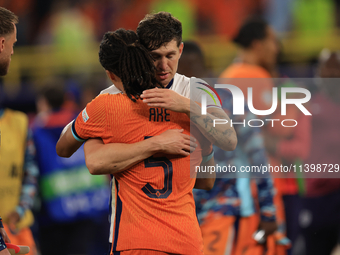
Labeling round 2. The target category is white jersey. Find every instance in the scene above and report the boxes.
[101,73,222,108]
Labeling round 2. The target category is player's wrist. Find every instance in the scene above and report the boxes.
[187,101,201,117]
[182,98,191,115]
[145,137,162,154]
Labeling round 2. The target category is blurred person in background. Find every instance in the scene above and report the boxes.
[79,74,109,109]
[32,83,110,255]
[263,50,311,255]
[182,40,277,255]
[177,40,211,78]
[0,6,38,255]
[297,50,340,255]
[220,17,278,111]
[219,18,295,255]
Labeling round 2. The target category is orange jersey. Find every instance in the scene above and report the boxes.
[73,92,204,255]
[220,63,273,111]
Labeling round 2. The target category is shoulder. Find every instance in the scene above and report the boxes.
[220,63,271,78]
[174,73,190,84]
[171,73,190,97]
[5,108,28,123]
[190,78,222,106]
[100,84,122,95]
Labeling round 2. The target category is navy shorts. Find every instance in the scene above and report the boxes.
[0,233,6,251]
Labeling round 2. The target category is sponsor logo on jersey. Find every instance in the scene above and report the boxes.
[82,108,89,123]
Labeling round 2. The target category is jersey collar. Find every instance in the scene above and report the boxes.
[165,78,174,89]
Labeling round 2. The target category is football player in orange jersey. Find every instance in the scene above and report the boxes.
[56,12,237,255]
[58,28,219,255]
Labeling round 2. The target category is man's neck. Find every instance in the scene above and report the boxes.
[163,77,174,89]
[239,50,261,67]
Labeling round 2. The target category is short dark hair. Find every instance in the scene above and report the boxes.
[0,7,18,36]
[137,12,182,51]
[99,29,161,101]
[182,41,204,59]
[233,18,268,49]
[40,84,65,110]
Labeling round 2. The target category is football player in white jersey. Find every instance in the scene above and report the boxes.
[57,12,236,169]
[56,12,237,253]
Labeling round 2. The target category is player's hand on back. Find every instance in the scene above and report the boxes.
[154,129,197,156]
[141,88,190,114]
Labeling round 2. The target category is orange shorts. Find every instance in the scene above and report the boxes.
[200,216,236,255]
[200,214,266,255]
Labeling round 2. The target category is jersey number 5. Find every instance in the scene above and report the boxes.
[141,137,173,199]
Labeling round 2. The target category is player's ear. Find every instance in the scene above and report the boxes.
[0,37,5,53]
[178,42,184,58]
[106,70,117,83]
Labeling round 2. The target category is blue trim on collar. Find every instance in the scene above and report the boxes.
[0,109,4,118]
[165,78,174,89]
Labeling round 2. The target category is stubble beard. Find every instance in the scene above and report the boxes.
[0,58,10,76]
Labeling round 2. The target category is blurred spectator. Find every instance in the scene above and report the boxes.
[264,78,311,255]
[79,74,109,109]
[0,106,39,255]
[298,50,340,255]
[219,17,278,110]
[178,41,211,77]
[32,83,110,255]
[0,6,38,255]
[187,40,276,255]
[262,39,312,255]
[219,18,293,255]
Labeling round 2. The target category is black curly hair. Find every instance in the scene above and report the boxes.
[99,29,162,101]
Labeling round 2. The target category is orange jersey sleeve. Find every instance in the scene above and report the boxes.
[73,94,108,141]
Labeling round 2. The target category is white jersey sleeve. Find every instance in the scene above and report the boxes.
[171,73,222,108]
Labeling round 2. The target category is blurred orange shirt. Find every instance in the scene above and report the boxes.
[220,63,273,112]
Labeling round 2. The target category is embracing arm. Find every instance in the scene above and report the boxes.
[190,104,237,151]
[56,121,84,158]
[141,88,237,151]
[84,139,159,175]
[84,129,196,175]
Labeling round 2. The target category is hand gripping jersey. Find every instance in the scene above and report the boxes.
[73,74,221,254]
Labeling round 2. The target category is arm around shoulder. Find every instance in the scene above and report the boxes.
[56,121,84,158]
